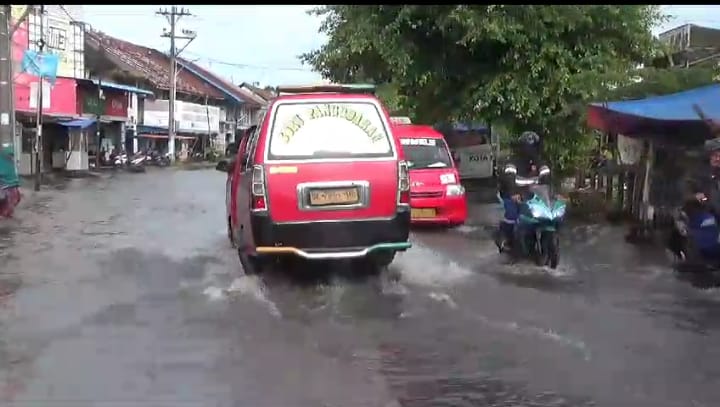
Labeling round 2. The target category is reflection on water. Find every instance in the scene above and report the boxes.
[379,343,595,407]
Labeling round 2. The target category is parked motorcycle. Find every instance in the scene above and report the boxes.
[495,183,567,269]
[157,151,172,166]
[127,152,147,173]
[113,153,127,167]
[146,150,171,167]
[667,199,720,272]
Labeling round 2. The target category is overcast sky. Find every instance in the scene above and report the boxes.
[81,5,720,88]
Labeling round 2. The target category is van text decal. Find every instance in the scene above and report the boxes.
[268,166,298,174]
[400,138,437,146]
[279,104,384,144]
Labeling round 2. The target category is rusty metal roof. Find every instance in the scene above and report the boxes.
[85,30,224,100]
[175,58,262,107]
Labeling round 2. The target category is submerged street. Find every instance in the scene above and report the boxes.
[1,168,720,407]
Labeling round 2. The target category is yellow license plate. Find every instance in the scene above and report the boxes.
[309,188,360,206]
[411,208,437,218]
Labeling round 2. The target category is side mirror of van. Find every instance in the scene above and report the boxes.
[216,159,233,173]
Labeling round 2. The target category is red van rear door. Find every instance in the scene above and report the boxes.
[261,98,399,223]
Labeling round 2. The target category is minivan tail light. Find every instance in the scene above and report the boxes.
[398,160,410,206]
[251,165,267,211]
[252,196,267,210]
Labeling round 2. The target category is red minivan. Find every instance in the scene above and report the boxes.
[394,124,468,226]
[217,84,412,273]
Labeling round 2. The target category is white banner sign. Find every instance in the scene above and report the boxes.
[143,100,221,133]
[454,144,494,179]
[142,110,170,128]
[178,101,220,133]
[617,134,642,165]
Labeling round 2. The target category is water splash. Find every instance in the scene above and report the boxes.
[428,292,458,309]
[472,313,592,360]
[395,243,473,287]
[453,225,478,234]
[226,275,282,318]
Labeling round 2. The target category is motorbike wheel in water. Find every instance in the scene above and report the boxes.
[535,230,560,269]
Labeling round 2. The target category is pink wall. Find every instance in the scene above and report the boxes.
[11,11,77,116]
[14,76,77,115]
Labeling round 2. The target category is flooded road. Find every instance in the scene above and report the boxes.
[1,168,719,407]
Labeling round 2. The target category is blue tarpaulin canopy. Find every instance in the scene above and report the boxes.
[58,118,96,129]
[587,84,720,143]
[79,79,155,97]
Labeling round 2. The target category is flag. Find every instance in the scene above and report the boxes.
[21,50,59,85]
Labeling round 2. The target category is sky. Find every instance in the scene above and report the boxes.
[81,5,720,88]
[82,5,326,88]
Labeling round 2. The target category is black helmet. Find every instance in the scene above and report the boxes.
[705,137,720,153]
[519,131,540,147]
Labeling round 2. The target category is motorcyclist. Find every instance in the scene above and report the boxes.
[497,131,551,247]
[671,137,720,261]
[0,143,21,218]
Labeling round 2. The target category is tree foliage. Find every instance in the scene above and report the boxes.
[301,5,665,173]
[602,66,719,101]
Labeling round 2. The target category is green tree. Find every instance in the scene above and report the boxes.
[301,5,665,174]
[602,66,719,101]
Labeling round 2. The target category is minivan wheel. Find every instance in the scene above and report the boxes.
[359,251,396,274]
[238,250,265,275]
[227,218,235,247]
[373,251,396,268]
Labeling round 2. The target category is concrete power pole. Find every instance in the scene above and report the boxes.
[33,4,45,191]
[0,5,13,147]
[156,6,193,164]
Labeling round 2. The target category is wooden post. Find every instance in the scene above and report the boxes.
[640,140,655,228]
[617,171,626,212]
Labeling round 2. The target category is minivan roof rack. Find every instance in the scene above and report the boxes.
[276,83,376,95]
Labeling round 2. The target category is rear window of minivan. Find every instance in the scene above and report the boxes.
[266,101,394,161]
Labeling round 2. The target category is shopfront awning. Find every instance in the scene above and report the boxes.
[58,118,96,129]
[587,84,720,142]
[79,79,155,97]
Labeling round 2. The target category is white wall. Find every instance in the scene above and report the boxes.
[18,153,33,176]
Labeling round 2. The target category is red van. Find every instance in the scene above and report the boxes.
[217,84,412,274]
[394,124,468,226]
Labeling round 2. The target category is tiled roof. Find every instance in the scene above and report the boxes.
[85,30,224,100]
[176,58,263,107]
[241,83,276,102]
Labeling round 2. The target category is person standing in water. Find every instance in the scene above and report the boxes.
[0,143,21,218]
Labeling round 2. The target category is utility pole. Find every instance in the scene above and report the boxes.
[34,4,44,191]
[0,5,13,149]
[95,77,102,169]
[156,6,194,164]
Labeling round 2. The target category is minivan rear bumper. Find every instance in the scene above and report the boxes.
[250,208,411,259]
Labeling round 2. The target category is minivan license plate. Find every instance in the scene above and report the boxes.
[411,208,436,218]
[309,188,360,206]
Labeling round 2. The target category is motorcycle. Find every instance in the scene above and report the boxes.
[496,180,567,269]
[127,152,147,173]
[146,150,171,167]
[113,152,127,167]
[667,199,720,272]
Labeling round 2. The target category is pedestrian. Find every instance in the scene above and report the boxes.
[0,143,21,219]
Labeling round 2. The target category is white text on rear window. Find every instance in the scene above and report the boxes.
[268,101,393,160]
